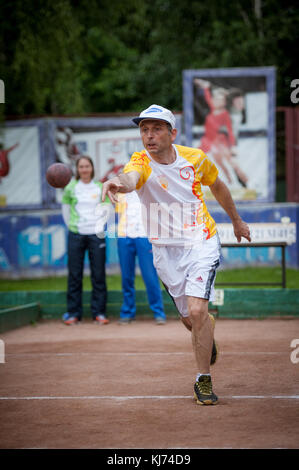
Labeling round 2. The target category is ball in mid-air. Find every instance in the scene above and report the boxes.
[46,163,72,188]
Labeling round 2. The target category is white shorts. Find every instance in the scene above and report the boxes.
[152,234,221,318]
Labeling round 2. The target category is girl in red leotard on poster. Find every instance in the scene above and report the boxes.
[0,143,19,181]
[194,78,248,188]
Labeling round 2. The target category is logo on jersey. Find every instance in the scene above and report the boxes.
[157,175,168,191]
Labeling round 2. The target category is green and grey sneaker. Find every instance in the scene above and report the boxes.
[211,339,219,366]
[209,314,219,366]
[194,375,218,405]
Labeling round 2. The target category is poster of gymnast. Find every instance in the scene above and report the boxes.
[183,67,276,202]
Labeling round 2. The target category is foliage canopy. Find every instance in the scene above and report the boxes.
[0,0,298,116]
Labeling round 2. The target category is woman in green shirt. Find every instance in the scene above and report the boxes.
[61,156,110,325]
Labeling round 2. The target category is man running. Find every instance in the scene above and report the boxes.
[102,104,251,405]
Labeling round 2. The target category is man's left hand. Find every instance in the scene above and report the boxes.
[233,219,251,243]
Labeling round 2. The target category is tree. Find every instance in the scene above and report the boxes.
[0,0,298,116]
[0,0,84,115]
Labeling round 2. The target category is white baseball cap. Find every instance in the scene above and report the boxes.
[132,104,176,129]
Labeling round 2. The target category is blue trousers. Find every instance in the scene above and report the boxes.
[67,231,107,320]
[117,237,166,320]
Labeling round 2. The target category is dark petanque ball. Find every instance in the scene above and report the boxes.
[46,163,72,188]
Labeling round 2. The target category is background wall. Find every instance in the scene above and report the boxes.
[0,203,297,279]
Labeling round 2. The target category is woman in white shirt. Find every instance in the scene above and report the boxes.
[61,156,110,325]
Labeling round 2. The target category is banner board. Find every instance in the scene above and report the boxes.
[183,67,276,202]
[49,116,182,205]
[0,115,182,210]
[0,122,44,208]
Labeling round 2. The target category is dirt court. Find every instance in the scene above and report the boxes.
[0,316,298,450]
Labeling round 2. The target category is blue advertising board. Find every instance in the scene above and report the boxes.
[0,203,298,278]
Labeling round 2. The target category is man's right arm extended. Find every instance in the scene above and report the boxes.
[102,171,140,204]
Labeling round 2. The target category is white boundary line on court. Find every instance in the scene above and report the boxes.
[5,351,287,357]
[0,395,298,400]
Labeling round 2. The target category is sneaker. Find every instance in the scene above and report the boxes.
[155,316,166,325]
[118,317,134,324]
[194,375,218,405]
[209,313,216,328]
[209,313,219,366]
[94,314,109,325]
[210,339,219,365]
[62,313,79,325]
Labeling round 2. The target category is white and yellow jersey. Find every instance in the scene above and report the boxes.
[123,144,218,246]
